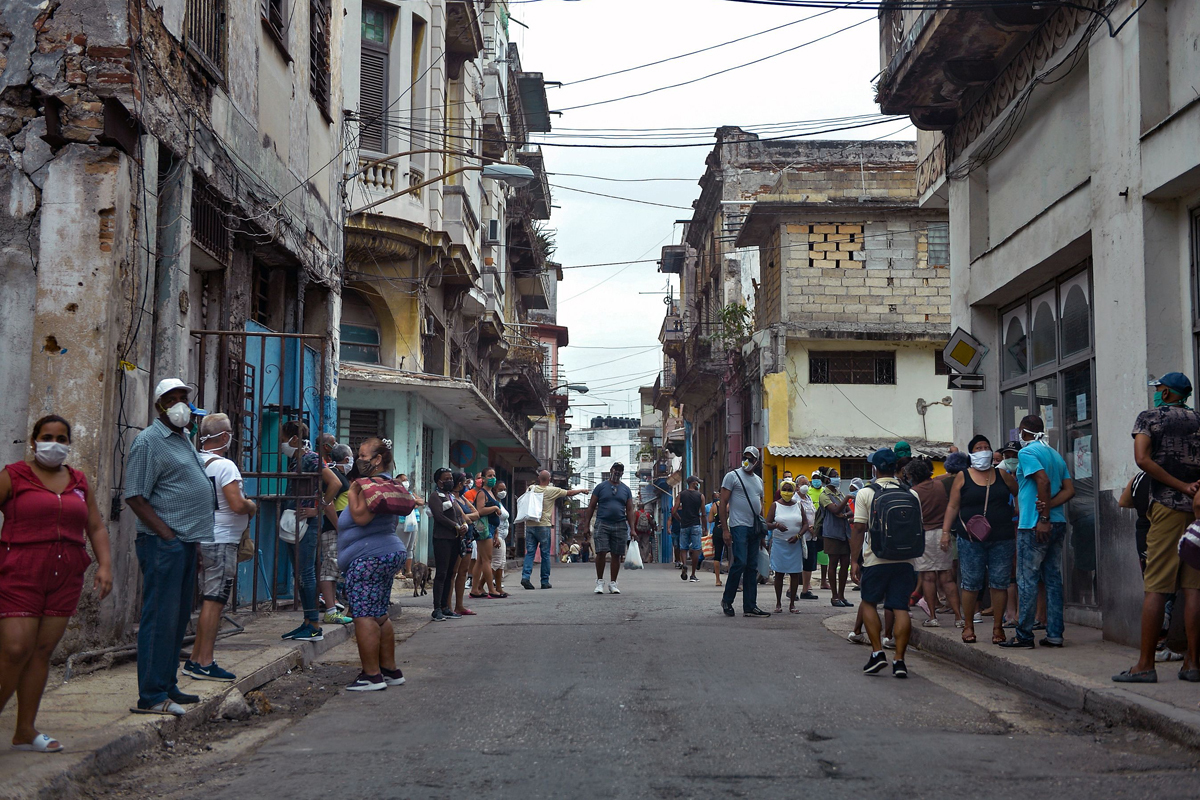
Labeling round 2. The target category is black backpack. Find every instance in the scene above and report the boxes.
[867,481,925,560]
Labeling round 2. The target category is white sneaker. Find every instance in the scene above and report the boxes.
[882,637,896,650]
[1155,648,1185,662]
[922,618,940,628]
[595,579,605,594]
[972,612,984,624]
[609,581,621,594]
[847,631,868,645]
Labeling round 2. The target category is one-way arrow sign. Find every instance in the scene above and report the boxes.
[948,373,985,391]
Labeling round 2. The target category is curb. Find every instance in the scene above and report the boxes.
[27,621,363,800]
[907,626,1200,751]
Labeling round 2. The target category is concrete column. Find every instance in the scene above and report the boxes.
[150,156,192,389]
[946,174,977,447]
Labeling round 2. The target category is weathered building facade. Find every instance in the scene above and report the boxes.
[734,139,953,485]
[0,0,345,649]
[875,0,1200,641]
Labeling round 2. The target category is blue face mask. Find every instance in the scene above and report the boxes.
[811,478,822,489]
[829,477,841,489]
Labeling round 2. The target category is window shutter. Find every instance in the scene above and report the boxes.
[360,48,388,153]
[338,408,386,451]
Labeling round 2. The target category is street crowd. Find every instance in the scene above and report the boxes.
[3,372,1200,753]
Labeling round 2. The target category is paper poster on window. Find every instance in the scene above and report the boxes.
[1076,393,1087,423]
[1043,405,1055,431]
[1073,435,1092,480]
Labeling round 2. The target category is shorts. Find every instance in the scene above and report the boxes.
[199,542,239,605]
[823,537,850,556]
[492,537,506,570]
[593,521,628,557]
[678,524,703,551]
[957,536,1015,592]
[475,523,493,541]
[344,551,403,619]
[0,541,90,618]
[802,539,819,572]
[860,562,917,611]
[711,527,726,562]
[912,528,952,573]
[1144,503,1200,593]
[318,528,340,583]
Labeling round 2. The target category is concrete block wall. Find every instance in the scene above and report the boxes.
[778,217,950,336]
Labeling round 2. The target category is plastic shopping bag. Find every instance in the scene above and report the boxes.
[516,489,544,524]
[756,547,770,579]
[701,533,714,559]
[404,510,419,533]
[626,540,644,569]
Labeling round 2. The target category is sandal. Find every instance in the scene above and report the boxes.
[11,733,63,753]
[789,606,799,614]
[456,608,477,616]
[468,592,488,599]
[961,632,977,644]
[992,631,1007,645]
[489,592,508,599]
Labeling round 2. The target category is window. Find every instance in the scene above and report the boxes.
[586,432,595,441]
[839,459,873,481]
[186,0,226,76]
[262,0,288,52]
[999,262,1095,608]
[339,290,381,364]
[359,3,391,153]
[309,0,331,114]
[927,222,949,267]
[571,447,581,459]
[338,408,386,451]
[601,445,611,457]
[587,446,595,466]
[934,349,951,375]
[809,351,895,385]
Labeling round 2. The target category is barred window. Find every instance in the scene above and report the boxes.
[262,0,289,52]
[809,351,895,385]
[309,0,331,114]
[186,0,226,76]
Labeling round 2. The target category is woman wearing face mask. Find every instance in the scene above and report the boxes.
[315,443,352,627]
[450,473,481,616]
[766,480,811,613]
[0,416,113,752]
[490,481,511,596]
[819,470,855,608]
[943,435,1019,644]
[428,468,467,621]
[471,467,503,599]
[908,458,962,629]
[339,438,407,690]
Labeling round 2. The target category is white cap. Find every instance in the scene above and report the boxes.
[742,445,760,460]
[153,377,191,403]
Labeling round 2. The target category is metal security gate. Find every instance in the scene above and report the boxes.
[191,327,331,613]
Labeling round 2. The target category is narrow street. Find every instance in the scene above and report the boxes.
[86,564,1198,800]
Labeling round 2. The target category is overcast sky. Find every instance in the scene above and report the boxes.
[510,0,909,425]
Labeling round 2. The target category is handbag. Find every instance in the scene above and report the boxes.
[278,508,302,544]
[1180,521,1200,571]
[237,527,255,563]
[357,477,417,517]
[959,476,993,542]
[733,470,768,539]
[516,488,544,525]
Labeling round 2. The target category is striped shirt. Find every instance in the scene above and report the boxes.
[124,419,215,542]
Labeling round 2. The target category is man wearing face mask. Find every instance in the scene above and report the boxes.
[719,446,770,617]
[188,413,257,682]
[124,379,217,715]
[1115,373,1200,682]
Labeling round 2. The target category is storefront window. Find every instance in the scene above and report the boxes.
[999,263,1095,608]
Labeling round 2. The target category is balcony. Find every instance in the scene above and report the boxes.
[479,271,505,341]
[659,302,684,356]
[512,146,551,221]
[445,1,484,79]
[498,346,550,418]
[875,0,1054,130]
[481,69,507,162]
[659,244,687,274]
[516,269,551,311]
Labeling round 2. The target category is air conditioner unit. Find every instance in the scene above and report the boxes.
[483,218,501,246]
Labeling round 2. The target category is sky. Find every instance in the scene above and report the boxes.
[509,0,911,426]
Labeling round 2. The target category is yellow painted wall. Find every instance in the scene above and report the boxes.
[762,371,789,449]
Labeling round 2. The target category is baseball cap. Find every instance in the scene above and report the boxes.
[152,377,192,403]
[1000,440,1021,454]
[1150,372,1192,396]
[189,403,209,417]
[893,440,912,458]
[611,462,625,472]
[686,475,701,486]
[869,448,899,469]
[742,445,760,460]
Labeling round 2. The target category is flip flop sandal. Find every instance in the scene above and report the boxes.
[961,633,977,643]
[489,593,509,599]
[789,607,800,614]
[468,593,488,599]
[992,632,1007,645]
[11,734,63,753]
[458,609,477,616]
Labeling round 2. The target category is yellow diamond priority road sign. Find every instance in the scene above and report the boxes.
[942,327,988,374]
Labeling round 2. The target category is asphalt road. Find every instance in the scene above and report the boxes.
[204,563,1198,799]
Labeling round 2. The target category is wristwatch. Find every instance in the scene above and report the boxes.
[1038,514,1050,522]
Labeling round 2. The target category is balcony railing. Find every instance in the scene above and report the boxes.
[357,156,398,192]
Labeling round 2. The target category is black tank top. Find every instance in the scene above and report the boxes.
[954,468,1015,541]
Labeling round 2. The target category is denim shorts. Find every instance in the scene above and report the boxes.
[957,536,1016,592]
[678,524,703,551]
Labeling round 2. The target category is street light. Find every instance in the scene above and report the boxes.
[550,383,588,393]
[347,148,536,216]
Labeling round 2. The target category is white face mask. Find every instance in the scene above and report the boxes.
[1020,428,1046,447]
[970,450,993,470]
[497,490,508,500]
[281,440,298,457]
[200,431,231,452]
[742,459,756,473]
[164,401,192,428]
[401,480,411,490]
[34,441,70,468]
[336,460,352,473]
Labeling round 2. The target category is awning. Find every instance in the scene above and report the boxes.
[767,438,952,460]
[340,363,537,469]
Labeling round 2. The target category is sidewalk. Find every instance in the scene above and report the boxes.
[823,610,1200,749]
[0,580,429,800]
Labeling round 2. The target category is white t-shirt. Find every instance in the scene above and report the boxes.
[203,454,249,545]
[852,477,919,569]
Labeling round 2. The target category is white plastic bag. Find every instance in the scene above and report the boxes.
[756,547,770,579]
[626,540,644,569]
[278,509,302,544]
[516,489,544,524]
[404,509,419,533]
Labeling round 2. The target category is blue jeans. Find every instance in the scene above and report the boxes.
[1016,524,1066,642]
[283,517,320,623]
[721,525,763,611]
[135,535,197,708]
[522,526,552,586]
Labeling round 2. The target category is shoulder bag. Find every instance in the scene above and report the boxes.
[356,476,417,517]
[959,473,993,542]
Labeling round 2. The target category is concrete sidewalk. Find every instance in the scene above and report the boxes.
[823,610,1200,749]
[0,581,432,800]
